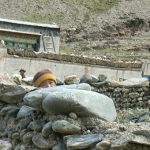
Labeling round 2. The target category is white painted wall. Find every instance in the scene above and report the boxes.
[0,55,142,81]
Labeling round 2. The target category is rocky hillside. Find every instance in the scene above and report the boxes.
[0,0,150,52]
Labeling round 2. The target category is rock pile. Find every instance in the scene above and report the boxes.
[1,99,150,150]
[1,75,150,150]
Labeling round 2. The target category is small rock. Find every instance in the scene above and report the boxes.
[28,120,43,132]
[87,130,91,134]
[80,74,99,85]
[52,120,81,134]
[98,74,107,82]
[0,130,8,138]
[0,106,19,117]
[12,132,20,140]
[64,75,80,85]
[20,145,26,150]
[64,133,103,149]
[22,132,33,144]
[129,92,140,99]
[148,100,150,106]
[119,125,127,132]
[52,143,66,150]
[69,112,77,120]
[17,105,39,119]
[105,128,118,134]
[0,140,12,150]
[96,140,111,150]
[42,121,53,138]
[17,118,31,130]
[32,133,56,149]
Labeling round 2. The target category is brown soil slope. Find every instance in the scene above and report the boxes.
[0,0,150,51]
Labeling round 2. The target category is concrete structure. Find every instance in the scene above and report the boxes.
[0,18,60,53]
[0,47,143,81]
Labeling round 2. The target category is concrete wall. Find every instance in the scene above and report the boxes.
[0,55,142,81]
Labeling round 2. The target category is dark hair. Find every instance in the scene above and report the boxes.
[19,69,26,72]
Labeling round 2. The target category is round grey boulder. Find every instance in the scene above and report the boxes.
[52,120,81,134]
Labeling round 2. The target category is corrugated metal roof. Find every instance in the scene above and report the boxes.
[0,28,41,36]
[0,18,59,29]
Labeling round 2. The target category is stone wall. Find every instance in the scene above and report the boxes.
[1,83,150,150]
[94,82,150,111]
[1,81,150,149]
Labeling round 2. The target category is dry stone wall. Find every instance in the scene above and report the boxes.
[1,84,150,150]
[1,77,150,149]
[94,82,150,111]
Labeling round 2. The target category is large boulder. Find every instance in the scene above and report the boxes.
[42,89,117,121]
[23,83,91,109]
[0,84,35,104]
